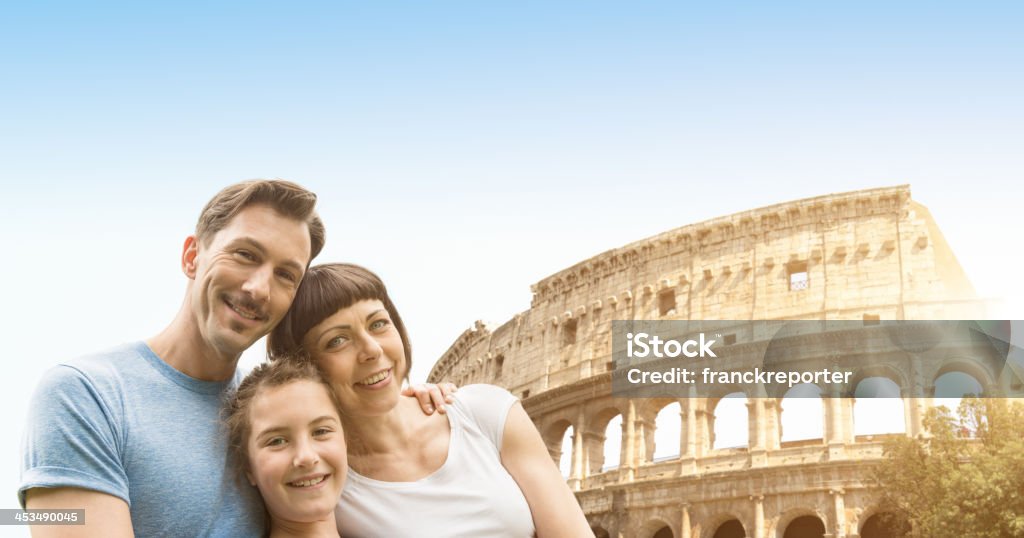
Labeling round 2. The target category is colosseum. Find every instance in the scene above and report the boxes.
[428,185,1006,538]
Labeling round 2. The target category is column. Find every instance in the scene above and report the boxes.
[751,495,765,538]
[748,398,767,467]
[620,400,636,481]
[569,408,585,490]
[764,399,781,450]
[638,417,653,464]
[694,408,710,458]
[903,390,923,438]
[680,398,698,475]
[826,388,846,460]
[680,504,691,538]
[679,398,692,458]
[747,398,765,450]
[831,489,847,538]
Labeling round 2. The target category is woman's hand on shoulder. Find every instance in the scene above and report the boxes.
[501,402,593,537]
[402,382,458,415]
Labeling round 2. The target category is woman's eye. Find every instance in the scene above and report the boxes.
[326,336,347,349]
[370,319,390,331]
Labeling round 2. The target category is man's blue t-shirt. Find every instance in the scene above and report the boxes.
[20,342,265,537]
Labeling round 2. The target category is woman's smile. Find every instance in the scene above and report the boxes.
[356,368,392,388]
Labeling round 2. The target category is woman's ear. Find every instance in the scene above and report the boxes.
[245,470,255,487]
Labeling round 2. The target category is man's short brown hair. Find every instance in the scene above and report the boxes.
[196,179,326,262]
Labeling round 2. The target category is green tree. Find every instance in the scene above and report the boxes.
[874,398,1024,538]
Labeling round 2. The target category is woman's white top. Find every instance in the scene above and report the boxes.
[336,384,536,537]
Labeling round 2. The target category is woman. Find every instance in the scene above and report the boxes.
[225,358,347,538]
[268,263,592,537]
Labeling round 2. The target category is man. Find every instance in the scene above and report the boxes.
[20,180,449,536]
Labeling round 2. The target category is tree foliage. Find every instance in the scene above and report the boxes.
[874,398,1024,538]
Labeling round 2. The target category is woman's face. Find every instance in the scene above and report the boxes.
[303,299,407,418]
[246,380,347,525]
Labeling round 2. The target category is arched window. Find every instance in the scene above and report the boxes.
[559,426,573,478]
[712,519,744,538]
[713,392,748,449]
[652,402,681,461]
[783,515,825,538]
[602,415,622,471]
[853,377,905,435]
[780,383,823,443]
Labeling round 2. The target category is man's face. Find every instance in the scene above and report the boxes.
[186,204,312,359]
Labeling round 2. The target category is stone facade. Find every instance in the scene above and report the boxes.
[428,186,991,538]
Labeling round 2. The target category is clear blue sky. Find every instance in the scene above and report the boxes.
[3,2,1023,523]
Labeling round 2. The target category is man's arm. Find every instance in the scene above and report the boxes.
[25,488,133,538]
[500,402,593,537]
[20,365,133,537]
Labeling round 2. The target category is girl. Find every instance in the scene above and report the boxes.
[225,358,347,538]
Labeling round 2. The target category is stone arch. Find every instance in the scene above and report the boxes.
[781,515,826,538]
[637,398,682,463]
[587,513,616,538]
[638,516,675,538]
[652,526,674,538]
[542,418,573,462]
[932,369,985,430]
[933,361,992,395]
[858,509,910,538]
[771,508,829,538]
[709,392,749,449]
[779,383,824,444]
[778,514,827,536]
[587,405,624,472]
[848,363,908,396]
[853,376,905,436]
[709,518,745,538]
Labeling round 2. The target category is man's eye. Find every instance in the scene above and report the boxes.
[276,270,297,283]
[237,250,257,261]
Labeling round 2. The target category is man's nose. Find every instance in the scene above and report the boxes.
[241,266,272,302]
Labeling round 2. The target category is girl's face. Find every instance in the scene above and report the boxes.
[303,299,408,418]
[246,379,347,525]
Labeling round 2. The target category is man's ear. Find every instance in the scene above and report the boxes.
[182,235,199,279]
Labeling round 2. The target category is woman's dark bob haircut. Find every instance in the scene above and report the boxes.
[268,263,412,379]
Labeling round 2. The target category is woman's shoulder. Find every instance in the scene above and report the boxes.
[450,384,519,448]
[453,383,516,405]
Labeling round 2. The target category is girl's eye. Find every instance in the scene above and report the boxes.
[266,437,286,447]
[313,427,333,437]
